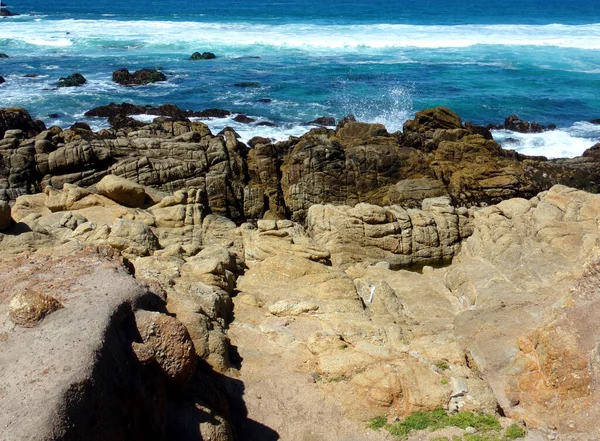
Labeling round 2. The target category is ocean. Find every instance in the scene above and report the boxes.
[1,0,600,157]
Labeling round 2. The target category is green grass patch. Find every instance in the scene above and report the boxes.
[368,409,506,440]
[368,416,387,430]
[505,423,527,439]
[434,360,450,371]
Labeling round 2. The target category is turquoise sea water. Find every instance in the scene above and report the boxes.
[1,0,600,157]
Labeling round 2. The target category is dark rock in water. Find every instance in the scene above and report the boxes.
[233,114,255,124]
[195,108,231,118]
[24,74,38,78]
[0,76,5,84]
[503,137,520,144]
[487,114,556,133]
[257,121,277,127]
[257,98,272,103]
[0,53,8,58]
[464,121,493,140]
[57,73,87,88]
[112,68,166,86]
[85,102,189,120]
[217,127,241,139]
[306,116,336,127]
[583,143,600,158]
[0,8,18,16]
[0,107,45,139]
[589,118,600,125]
[48,113,60,118]
[234,82,260,88]
[189,51,216,60]
[108,114,146,131]
[70,122,92,131]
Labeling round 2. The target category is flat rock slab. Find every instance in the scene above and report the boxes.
[0,242,151,440]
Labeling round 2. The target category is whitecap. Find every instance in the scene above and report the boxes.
[493,123,600,158]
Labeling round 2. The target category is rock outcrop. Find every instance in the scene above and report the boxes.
[3,106,600,439]
[0,242,233,441]
[112,68,167,85]
[57,73,87,87]
[488,114,557,133]
[189,51,216,60]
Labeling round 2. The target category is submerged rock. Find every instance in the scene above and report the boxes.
[234,82,260,88]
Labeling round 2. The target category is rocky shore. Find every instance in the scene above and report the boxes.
[1,105,600,440]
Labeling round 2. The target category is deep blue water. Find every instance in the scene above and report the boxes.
[1,0,600,157]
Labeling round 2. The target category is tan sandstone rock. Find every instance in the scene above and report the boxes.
[96,174,147,207]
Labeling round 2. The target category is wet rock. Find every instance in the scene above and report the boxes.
[57,73,87,87]
[487,114,557,133]
[0,76,5,84]
[306,116,336,127]
[0,53,8,58]
[234,82,260,88]
[233,114,255,124]
[69,122,92,131]
[195,108,231,118]
[189,51,216,60]
[112,68,167,85]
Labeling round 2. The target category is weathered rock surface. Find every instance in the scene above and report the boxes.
[3,104,600,440]
[307,198,472,268]
[96,174,147,207]
[0,242,230,441]
[2,106,600,223]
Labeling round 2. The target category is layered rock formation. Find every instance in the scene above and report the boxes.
[2,106,600,224]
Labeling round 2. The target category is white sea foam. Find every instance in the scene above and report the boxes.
[2,19,600,50]
[131,114,311,144]
[493,122,600,158]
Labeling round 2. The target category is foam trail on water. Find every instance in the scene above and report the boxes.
[3,19,600,50]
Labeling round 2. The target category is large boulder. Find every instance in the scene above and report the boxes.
[0,243,200,440]
[0,107,45,139]
[96,174,147,207]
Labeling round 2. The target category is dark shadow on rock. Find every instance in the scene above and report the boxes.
[167,358,280,441]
